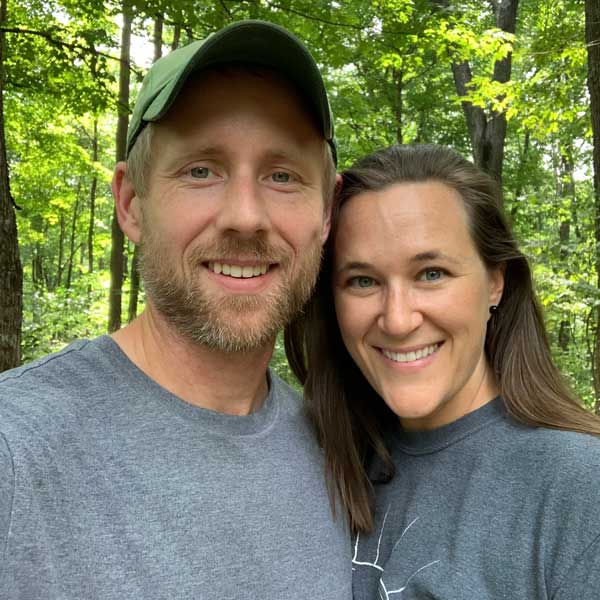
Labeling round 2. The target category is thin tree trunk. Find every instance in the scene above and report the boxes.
[88,119,98,275]
[55,212,66,290]
[443,0,519,189]
[171,23,181,51]
[153,12,163,62]
[66,191,81,290]
[557,144,575,351]
[585,0,600,413]
[392,68,403,144]
[108,1,132,332]
[0,0,22,371]
[510,129,530,223]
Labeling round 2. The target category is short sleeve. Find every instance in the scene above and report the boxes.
[553,532,600,600]
[0,433,15,555]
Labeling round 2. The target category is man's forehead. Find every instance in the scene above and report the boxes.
[159,64,324,135]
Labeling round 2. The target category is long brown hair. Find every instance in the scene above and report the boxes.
[285,144,600,534]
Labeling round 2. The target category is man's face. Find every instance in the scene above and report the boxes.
[136,69,330,352]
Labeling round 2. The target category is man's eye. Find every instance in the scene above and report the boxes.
[349,276,374,288]
[190,166,211,179]
[271,171,291,183]
[419,269,444,282]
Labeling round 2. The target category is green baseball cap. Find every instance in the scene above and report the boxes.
[127,19,336,163]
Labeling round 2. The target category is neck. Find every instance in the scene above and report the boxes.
[111,306,274,415]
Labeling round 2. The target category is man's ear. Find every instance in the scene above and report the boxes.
[320,173,342,245]
[112,162,142,244]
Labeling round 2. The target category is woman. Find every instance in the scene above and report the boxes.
[286,144,600,599]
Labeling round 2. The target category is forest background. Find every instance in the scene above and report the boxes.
[1,0,600,413]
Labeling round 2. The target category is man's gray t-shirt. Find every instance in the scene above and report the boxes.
[352,398,600,599]
[0,336,351,599]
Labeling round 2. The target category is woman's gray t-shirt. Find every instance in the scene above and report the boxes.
[352,398,600,600]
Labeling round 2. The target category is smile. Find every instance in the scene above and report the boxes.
[207,261,270,278]
[381,343,441,363]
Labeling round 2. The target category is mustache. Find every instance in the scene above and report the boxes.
[188,236,290,267]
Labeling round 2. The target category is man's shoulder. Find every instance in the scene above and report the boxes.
[0,336,118,391]
[0,336,124,432]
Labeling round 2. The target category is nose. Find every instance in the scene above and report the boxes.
[215,172,271,236]
[377,286,423,337]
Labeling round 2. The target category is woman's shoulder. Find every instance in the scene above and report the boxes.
[502,415,600,458]
[495,418,600,505]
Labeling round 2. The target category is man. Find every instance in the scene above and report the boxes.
[0,20,350,599]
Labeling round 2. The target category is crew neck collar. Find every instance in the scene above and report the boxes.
[94,335,279,437]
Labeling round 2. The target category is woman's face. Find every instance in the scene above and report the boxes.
[333,181,504,431]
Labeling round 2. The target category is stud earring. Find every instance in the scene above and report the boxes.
[489,304,499,315]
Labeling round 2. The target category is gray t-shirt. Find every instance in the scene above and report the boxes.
[0,336,351,599]
[352,398,600,599]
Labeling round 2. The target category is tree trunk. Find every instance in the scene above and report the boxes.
[87,119,98,275]
[66,191,81,290]
[108,1,132,332]
[447,0,519,189]
[510,129,530,223]
[55,211,65,290]
[392,68,403,144]
[171,23,181,51]
[0,0,22,371]
[557,144,575,351]
[585,0,600,413]
[153,12,163,62]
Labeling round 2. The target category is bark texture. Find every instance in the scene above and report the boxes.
[0,0,22,372]
[585,0,600,413]
[451,0,519,188]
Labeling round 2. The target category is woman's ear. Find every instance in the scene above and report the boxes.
[112,162,142,244]
[488,263,506,307]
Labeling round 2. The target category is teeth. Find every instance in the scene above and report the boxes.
[208,262,269,278]
[382,344,439,363]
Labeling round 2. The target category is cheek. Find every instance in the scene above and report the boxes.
[334,294,370,350]
[278,217,328,255]
[443,285,492,336]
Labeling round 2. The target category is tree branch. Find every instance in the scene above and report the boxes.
[0,26,119,64]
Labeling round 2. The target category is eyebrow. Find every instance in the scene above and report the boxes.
[336,251,461,274]
[412,250,461,264]
[335,261,371,274]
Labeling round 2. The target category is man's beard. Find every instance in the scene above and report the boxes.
[138,232,322,353]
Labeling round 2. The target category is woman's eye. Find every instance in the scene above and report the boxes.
[190,166,211,179]
[419,269,444,282]
[349,276,374,289]
[271,171,291,183]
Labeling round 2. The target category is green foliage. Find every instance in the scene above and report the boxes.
[21,276,108,363]
[6,0,598,412]
[270,333,302,391]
